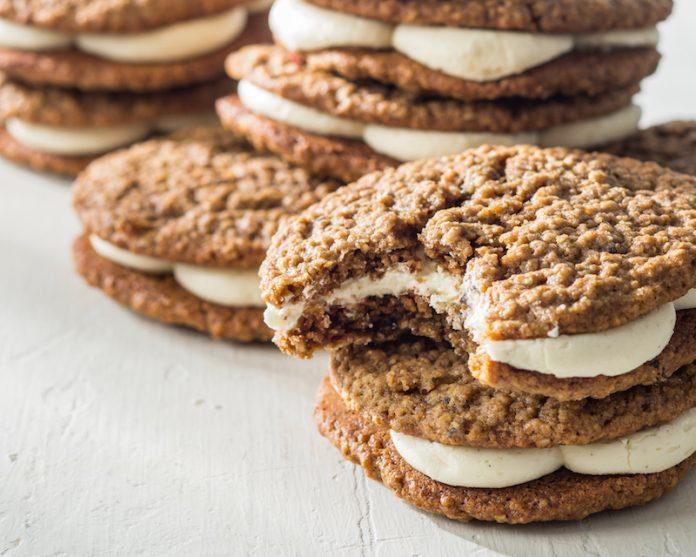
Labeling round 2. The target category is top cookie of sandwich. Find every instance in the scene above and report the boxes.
[304,0,673,32]
[262,145,696,347]
[73,126,341,269]
[0,0,251,33]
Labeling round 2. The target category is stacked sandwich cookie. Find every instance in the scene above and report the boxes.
[72,126,340,342]
[0,0,273,176]
[259,145,696,522]
[217,0,671,181]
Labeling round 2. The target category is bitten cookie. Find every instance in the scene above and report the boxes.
[261,145,696,399]
[73,125,341,342]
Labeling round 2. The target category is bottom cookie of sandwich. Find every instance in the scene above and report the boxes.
[315,378,695,524]
[73,234,272,343]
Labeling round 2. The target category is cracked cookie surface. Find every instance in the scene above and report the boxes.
[73,125,341,269]
[261,145,696,352]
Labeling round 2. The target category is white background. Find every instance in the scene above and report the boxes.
[1,3,695,556]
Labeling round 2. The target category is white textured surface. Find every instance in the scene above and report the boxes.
[1,4,695,555]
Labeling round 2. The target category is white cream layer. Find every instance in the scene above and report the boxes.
[264,255,696,379]
[89,235,265,308]
[391,406,696,488]
[5,114,214,156]
[270,0,658,82]
[237,80,642,160]
[0,5,252,63]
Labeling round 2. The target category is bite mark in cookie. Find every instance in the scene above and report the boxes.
[261,146,696,393]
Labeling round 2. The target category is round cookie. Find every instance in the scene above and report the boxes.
[601,121,696,176]
[303,0,673,33]
[0,11,272,91]
[303,47,661,102]
[261,146,696,396]
[216,94,397,182]
[0,75,228,176]
[0,0,251,33]
[73,125,341,342]
[315,378,695,524]
[330,336,696,448]
[227,45,640,133]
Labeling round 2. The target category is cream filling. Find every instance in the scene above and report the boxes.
[265,262,696,379]
[270,0,658,82]
[238,81,641,160]
[675,289,696,311]
[391,406,696,488]
[0,5,250,62]
[482,303,676,378]
[89,235,264,308]
[5,114,215,156]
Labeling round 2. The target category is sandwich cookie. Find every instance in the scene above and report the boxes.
[0,0,273,91]
[602,120,696,176]
[73,125,340,342]
[316,374,696,523]
[0,74,227,176]
[270,0,665,101]
[221,46,645,182]
[260,146,696,399]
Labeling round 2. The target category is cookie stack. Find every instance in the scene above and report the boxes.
[0,0,272,176]
[73,126,340,342]
[259,145,696,523]
[217,0,671,182]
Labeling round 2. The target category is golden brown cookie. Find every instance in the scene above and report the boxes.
[315,378,695,524]
[0,0,251,33]
[73,234,272,343]
[330,336,696,448]
[0,125,93,176]
[601,121,696,176]
[73,126,340,269]
[0,11,271,91]
[216,94,396,182]
[227,45,639,133]
[72,126,341,341]
[262,146,696,353]
[303,0,673,33]
[0,74,229,127]
[303,47,660,102]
